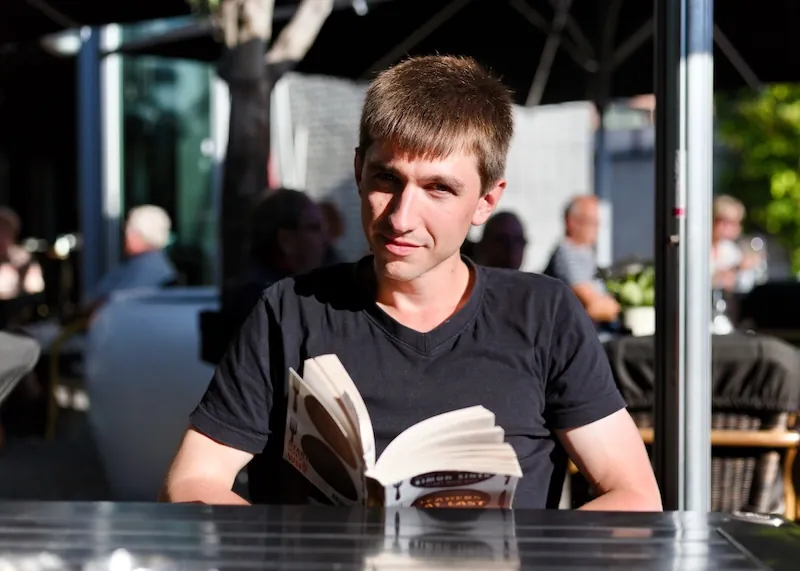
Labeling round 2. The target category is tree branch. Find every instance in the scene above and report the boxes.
[265,0,333,65]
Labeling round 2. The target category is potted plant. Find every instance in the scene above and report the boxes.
[605,263,656,336]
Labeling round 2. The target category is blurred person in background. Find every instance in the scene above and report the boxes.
[0,207,45,439]
[82,205,177,313]
[221,188,327,334]
[544,195,620,325]
[320,199,345,266]
[21,205,177,356]
[0,207,44,301]
[711,195,760,293]
[472,211,527,270]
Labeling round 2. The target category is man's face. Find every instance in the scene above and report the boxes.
[567,199,600,246]
[355,141,504,283]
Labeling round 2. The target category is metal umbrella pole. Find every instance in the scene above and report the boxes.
[653,0,713,511]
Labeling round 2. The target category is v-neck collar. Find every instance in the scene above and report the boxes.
[353,255,484,354]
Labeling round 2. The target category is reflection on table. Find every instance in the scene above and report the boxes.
[0,503,798,570]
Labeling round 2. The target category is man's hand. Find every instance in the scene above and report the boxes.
[161,428,253,505]
[557,409,662,511]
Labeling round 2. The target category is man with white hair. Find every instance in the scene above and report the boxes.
[85,205,177,307]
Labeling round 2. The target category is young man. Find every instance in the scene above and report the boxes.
[163,55,661,511]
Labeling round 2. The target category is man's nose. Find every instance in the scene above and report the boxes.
[386,186,419,233]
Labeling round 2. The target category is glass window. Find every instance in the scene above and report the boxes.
[117,19,217,285]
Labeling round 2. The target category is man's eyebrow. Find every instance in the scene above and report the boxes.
[365,161,466,192]
[365,160,398,174]
[426,174,466,193]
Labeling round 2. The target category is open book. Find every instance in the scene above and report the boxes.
[283,354,522,508]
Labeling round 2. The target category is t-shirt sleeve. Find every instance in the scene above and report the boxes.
[544,282,626,429]
[190,294,276,454]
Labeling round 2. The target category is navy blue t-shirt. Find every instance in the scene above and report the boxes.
[191,257,625,508]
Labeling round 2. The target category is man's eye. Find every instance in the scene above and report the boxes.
[375,172,397,183]
[429,184,452,194]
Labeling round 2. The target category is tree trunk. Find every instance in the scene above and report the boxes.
[201,0,333,363]
[216,0,333,292]
[216,0,274,293]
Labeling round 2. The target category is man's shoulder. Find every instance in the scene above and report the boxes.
[480,266,570,309]
[261,261,363,314]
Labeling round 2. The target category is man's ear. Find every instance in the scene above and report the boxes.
[471,180,506,226]
[354,148,364,189]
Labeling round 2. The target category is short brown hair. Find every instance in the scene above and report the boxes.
[358,55,514,194]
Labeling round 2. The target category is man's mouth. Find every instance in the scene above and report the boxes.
[380,235,420,256]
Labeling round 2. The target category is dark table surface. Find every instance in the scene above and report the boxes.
[0,503,798,570]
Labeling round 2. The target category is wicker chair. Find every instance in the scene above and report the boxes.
[631,411,798,518]
[570,333,800,519]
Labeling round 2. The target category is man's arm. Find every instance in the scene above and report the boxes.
[571,283,620,323]
[548,246,620,323]
[544,281,660,511]
[160,428,253,505]
[162,289,278,504]
[557,409,662,511]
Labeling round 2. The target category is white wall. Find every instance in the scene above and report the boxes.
[490,103,594,272]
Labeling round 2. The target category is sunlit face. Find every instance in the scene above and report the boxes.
[355,141,504,284]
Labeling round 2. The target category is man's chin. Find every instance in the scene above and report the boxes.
[374,257,420,283]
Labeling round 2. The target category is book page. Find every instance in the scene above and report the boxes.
[374,426,505,480]
[363,508,520,570]
[377,471,520,509]
[312,354,376,467]
[302,359,357,443]
[283,368,366,505]
[377,406,496,470]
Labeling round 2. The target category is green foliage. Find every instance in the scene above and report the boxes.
[606,265,655,309]
[716,84,800,273]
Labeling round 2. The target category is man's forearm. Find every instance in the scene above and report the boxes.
[585,296,620,323]
[578,488,662,512]
[160,479,251,506]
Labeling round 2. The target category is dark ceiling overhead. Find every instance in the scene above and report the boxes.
[115,0,800,105]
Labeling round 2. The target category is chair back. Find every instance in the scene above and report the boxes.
[605,333,800,515]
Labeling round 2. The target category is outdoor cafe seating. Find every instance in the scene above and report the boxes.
[567,332,800,520]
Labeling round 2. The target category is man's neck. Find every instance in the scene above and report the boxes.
[374,255,473,332]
